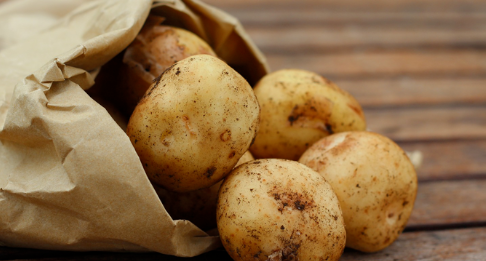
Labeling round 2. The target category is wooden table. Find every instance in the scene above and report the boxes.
[1,0,486,260]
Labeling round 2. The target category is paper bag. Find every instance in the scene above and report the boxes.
[0,0,269,257]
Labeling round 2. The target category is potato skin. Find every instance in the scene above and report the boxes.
[119,16,216,115]
[250,69,366,160]
[153,151,254,230]
[217,159,346,261]
[127,55,260,192]
[299,131,418,252]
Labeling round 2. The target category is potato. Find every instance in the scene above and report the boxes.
[118,15,217,115]
[217,159,346,261]
[299,131,418,252]
[249,69,366,160]
[153,151,254,230]
[127,55,260,192]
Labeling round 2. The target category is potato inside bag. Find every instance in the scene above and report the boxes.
[0,0,268,257]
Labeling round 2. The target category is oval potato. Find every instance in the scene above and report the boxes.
[299,131,418,252]
[217,159,346,261]
[127,55,260,192]
[250,69,366,161]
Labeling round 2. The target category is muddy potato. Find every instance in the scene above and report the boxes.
[153,151,254,230]
[217,159,346,261]
[119,16,217,115]
[250,69,366,160]
[299,131,418,252]
[127,55,260,192]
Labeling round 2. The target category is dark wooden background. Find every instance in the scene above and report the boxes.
[1,0,486,260]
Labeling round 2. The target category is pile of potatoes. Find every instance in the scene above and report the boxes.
[102,16,418,261]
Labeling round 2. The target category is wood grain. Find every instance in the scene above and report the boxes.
[338,78,486,107]
[265,50,486,79]
[207,1,486,54]
[408,179,486,228]
[203,0,486,13]
[399,140,486,182]
[229,12,486,27]
[366,105,486,141]
[245,25,486,53]
[341,227,486,261]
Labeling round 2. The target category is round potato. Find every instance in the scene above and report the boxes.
[119,15,216,115]
[217,159,346,261]
[153,151,254,230]
[250,69,366,160]
[299,131,418,252]
[127,55,260,192]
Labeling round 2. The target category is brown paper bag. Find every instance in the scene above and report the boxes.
[0,0,269,257]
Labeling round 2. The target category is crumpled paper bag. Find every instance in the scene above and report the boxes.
[0,0,269,257]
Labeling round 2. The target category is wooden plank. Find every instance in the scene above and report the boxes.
[341,227,486,261]
[246,26,486,53]
[408,179,486,228]
[231,12,486,27]
[366,105,486,142]
[203,0,486,13]
[338,78,486,107]
[399,140,486,182]
[265,50,486,79]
